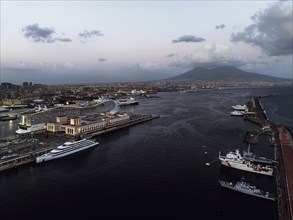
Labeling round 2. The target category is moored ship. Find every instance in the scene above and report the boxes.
[219,178,275,201]
[230,110,245,116]
[36,139,98,163]
[117,98,139,106]
[0,106,9,112]
[219,149,274,176]
[232,104,248,111]
[243,146,274,164]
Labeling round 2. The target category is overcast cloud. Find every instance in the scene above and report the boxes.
[172,35,205,43]
[231,2,292,56]
[22,23,71,43]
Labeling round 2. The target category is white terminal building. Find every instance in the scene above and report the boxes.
[15,100,119,135]
[46,113,130,136]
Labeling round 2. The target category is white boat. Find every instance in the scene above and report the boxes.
[230,111,244,116]
[0,106,9,112]
[36,139,98,163]
[232,104,248,111]
[219,149,274,176]
[219,178,275,201]
[117,98,139,106]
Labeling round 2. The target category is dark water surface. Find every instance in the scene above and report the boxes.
[1,86,292,219]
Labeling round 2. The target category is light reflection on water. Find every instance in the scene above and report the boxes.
[0,120,19,138]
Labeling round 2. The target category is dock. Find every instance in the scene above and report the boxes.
[84,114,159,138]
[244,96,293,220]
[0,147,54,172]
[0,114,159,172]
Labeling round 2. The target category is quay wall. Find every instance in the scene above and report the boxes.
[246,96,293,220]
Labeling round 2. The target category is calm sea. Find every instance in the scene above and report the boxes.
[0,85,292,219]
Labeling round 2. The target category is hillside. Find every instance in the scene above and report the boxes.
[168,66,286,82]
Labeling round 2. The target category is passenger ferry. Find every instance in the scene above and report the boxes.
[36,139,98,163]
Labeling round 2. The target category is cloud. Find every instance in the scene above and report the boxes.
[231,2,292,56]
[166,53,176,57]
[98,58,107,62]
[79,30,104,39]
[215,24,225,29]
[22,23,72,43]
[54,37,72,42]
[172,35,205,43]
[169,44,246,68]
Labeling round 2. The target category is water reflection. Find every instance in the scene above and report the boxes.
[0,120,18,138]
[9,120,13,130]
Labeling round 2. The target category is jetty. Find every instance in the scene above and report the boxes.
[244,96,293,220]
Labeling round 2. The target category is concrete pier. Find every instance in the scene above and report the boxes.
[245,96,293,220]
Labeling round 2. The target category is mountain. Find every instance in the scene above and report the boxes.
[168,66,286,82]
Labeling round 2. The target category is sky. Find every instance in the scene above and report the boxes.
[1,0,292,84]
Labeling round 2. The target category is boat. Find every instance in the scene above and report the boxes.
[35,105,48,112]
[0,114,19,121]
[243,145,274,164]
[269,136,276,146]
[2,104,28,109]
[117,98,139,106]
[1,154,19,160]
[219,149,274,176]
[232,104,248,111]
[0,106,9,112]
[230,111,245,116]
[219,178,275,201]
[36,139,99,163]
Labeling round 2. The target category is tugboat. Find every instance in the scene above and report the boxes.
[219,149,274,176]
[219,177,275,201]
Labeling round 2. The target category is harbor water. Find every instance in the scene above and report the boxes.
[0,86,292,219]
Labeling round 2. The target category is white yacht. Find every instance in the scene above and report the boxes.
[117,98,139,106]
[232,104,248,111]
[36,139,98,163]
[230,111,245,116]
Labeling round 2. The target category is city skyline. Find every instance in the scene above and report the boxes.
[1,1,292,84]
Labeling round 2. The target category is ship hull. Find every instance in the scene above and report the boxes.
[36,142,98,163]
[219,180,275,201]
[220,159,273,176]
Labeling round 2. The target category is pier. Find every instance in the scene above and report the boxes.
[244,96,293,220]
[0,114,159,172]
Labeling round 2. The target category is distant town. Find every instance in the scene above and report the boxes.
[0,77,290,108]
